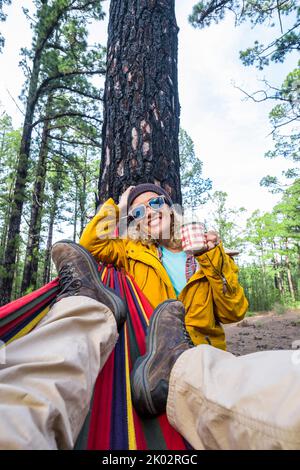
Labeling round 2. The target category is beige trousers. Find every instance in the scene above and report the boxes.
[167,345,300,450]
[1,296,300,450]
[0,296,117,450]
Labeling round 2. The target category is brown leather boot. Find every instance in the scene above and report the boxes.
[51,239,127,331]
[130,299,194,417]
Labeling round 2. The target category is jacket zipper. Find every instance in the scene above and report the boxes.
[204,246,232,295]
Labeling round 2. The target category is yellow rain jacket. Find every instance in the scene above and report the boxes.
[79,198,248,350]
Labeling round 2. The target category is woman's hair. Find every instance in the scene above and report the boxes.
[126,205,183,248]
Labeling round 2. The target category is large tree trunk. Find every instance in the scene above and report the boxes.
[20,105,50,295]
[99,0,182,204]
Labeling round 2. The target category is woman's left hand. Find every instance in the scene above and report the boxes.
[204,230,221,251]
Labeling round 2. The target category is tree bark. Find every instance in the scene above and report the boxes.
[20,102,50,295]
[42,165,60,285]
[272,243,284,298]
[285,240,296,301]
[73,184,78,242]
[12,241,22,301]
[79,149,88,238]
[99,0,182,204]
[0,178,14,266]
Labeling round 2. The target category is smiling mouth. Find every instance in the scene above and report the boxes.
[147,215,162,227]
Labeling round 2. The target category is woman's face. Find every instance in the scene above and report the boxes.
[129,191,172,241]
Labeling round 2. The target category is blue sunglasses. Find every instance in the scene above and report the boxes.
[128,195,168,221]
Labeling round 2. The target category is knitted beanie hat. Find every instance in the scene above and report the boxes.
[127,183,173,209]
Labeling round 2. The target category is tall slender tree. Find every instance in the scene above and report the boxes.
[0,113,21,266]
[42,157,62,285]
[0,0,104,305]
[19,8,105,294]
[99,0,182,204]
[20,95,53,295]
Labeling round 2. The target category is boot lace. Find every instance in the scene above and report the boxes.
[58,263,82,296]
[181,319,194,348]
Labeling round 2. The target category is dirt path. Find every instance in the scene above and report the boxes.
[223,309,300,356]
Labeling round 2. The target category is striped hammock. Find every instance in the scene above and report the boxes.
[0,264,190,450]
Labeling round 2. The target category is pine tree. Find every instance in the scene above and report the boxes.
[0,0,105,304]
[0,112,21,266]
[179,128,212,208]
[98,0,182,204]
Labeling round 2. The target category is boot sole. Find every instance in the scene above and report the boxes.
[52,239,127,330]
[131,299,178,417]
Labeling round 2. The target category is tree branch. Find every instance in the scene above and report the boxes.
[233,83,294,103]
[48,133,101,148]
[195,0,230,26]
[31,111,103,129]
[48,84,103,101]
[33,68,105,106]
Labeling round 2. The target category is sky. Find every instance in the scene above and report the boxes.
[0,0,297,230]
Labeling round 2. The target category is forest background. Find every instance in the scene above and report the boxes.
[0,0,299,314]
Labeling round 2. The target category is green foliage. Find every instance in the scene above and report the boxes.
[241,179,300,310]
[239,264,280,311]
[274,178,300,238]
[260,64,300,190]
[260,175,283,193]
[189,1,237,29]
[20,0,106,215]
[205,190,246,249]
[179,128,212,208]
[19,0,106,134]
[189,1,300,70]
[203,181,299,312]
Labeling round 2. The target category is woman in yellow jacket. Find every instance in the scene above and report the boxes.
[79,183,248,350]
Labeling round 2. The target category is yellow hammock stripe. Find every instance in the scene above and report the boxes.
[5,306,50,346]
[100,267,107,282]
[124,325,137,450]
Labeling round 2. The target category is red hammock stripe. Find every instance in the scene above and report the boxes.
[122,280,147,356]
[87,350,115,450]
[158,414,187,450]
[0,279,59,321]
